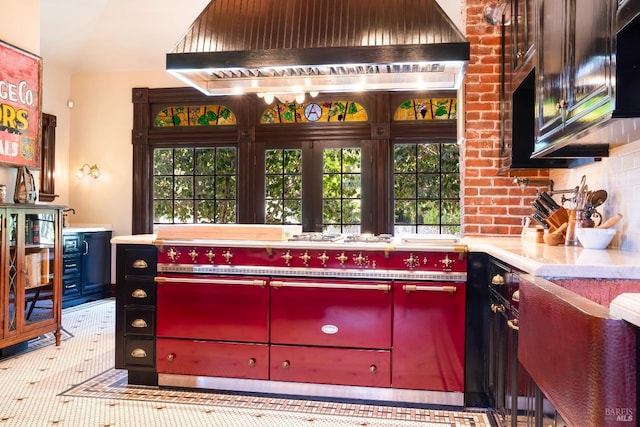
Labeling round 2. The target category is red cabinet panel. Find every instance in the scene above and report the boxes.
[392,281,466,392]
[156,275,269,342]
[270,278,392,349]
[270,345,391,387]
[157,338,269,380]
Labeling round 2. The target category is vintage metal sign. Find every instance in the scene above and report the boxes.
[0,40,41,169]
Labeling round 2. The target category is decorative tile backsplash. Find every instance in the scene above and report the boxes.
[551,139,640,252]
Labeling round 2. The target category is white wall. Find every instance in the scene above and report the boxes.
[66,71,187,236]
[550,140,640,252]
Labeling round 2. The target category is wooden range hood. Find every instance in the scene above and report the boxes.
[166,0,470,96]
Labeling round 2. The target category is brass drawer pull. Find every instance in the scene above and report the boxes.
[130,348,147,358]
[491,274,505,286]
[166,353,176,361]
[282,360,290,369]
[131,319,148,328]
[369,365,378,374]
[132,259,148,269]
[248,358,256,367]
[491,303,505,313]
[131,289,148,298]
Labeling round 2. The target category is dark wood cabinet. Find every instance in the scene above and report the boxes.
[115,244,158,385]
[487,257,536,427]
[533,0,614,157]
[499,0,572,171]
[61,230,111,307]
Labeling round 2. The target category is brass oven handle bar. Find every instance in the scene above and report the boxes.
[403,284,457,293]
[154,276,266,287]
[271,280,391,292]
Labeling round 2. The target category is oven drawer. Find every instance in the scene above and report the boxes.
[156,275,269,342]
[123,338,155,367]
[270,278,392,349]
[392,281,466,392]
[156,338,269,380]
[125,308,155,336]
[270,345,391,387]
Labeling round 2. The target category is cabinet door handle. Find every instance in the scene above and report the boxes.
[65,263,77,268]
[507,319,519,331]
[131,319,148,328]
[402,285,457,293]
[131,289,148,298]
[83,240,89,255]
[271,280,390,292]
[132,259,148,269]
[65,284,77,290]
[130,348,147,358]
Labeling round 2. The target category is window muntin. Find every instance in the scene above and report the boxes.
[153,147,237,224]
[393,142,460,236]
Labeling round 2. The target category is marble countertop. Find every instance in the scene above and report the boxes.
[110,234,640,280]
[63,223,112,233]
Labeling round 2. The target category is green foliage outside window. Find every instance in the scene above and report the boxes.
[394,143,460,235]
[265,149,302,224]
[153,147,237,224]
[322,148,361,234]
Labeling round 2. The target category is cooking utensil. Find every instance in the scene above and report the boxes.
[588,190,607,208]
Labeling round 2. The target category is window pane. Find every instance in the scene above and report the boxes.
[154,176,173,199]
[154,200,173,223]
[153,147,237,225]
[215,176,236,199]
[264,149,302,225]
[174,176,194,199]
[174,148,193,175]
[393,142,460,235]
[196,176,215,198]
[195,148,214,174]
[395,174,416,199]
[154,149,173,175]
[196,200,215,223]
[321,147,361,232]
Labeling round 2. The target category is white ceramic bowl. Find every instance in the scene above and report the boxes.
[575,227,616,249]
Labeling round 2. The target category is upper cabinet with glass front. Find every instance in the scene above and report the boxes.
[533,0,614,157]
[1,206,63,350]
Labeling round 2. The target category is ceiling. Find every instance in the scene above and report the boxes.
[40,0,210,73]
[40,0,462,75]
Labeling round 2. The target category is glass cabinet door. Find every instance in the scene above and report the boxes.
[7,210,56,334]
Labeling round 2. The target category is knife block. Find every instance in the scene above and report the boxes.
[545,207,569,233]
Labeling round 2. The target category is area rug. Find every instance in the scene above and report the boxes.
[61,368,491,426]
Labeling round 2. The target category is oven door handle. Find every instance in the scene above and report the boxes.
[155,276,267,287]
[271,280,390,292]
[402,284,457,294]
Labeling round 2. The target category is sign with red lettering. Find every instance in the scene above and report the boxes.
[0,40,41,169]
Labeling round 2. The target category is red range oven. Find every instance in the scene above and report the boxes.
[269,277,392,387]
[153,237,467,396]
[392,281,466,392]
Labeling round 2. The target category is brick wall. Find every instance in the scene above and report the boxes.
[462,0,549,236]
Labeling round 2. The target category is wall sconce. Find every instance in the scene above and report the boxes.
[76,163,100,179]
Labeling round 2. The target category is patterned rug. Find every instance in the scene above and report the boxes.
[62,368,491,426]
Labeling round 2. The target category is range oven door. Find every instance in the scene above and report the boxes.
[270,278,392,349]
[392,281,466,392]
[155,274,269,342]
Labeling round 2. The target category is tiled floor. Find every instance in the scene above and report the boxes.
[0,299,492,426]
